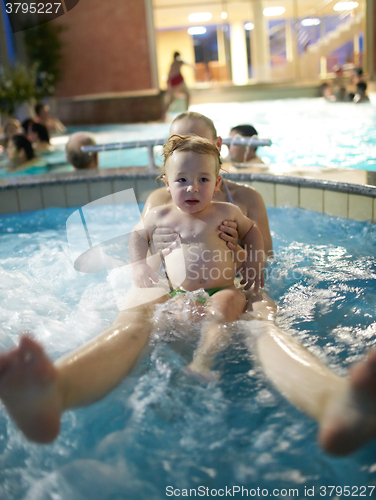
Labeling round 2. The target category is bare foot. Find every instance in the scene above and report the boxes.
[0,335,62,443]
[319,350,376,455]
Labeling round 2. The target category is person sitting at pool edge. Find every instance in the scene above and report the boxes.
[228,125,265,166]
[354,81,370,103]
[1,118,22,148]
[6,134,39,172]
[30,122,52,152]
[143,112,273,261]
[66,132,99,170]
[35,102,66,135]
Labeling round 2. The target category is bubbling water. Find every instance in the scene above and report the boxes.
[0,206,376,499]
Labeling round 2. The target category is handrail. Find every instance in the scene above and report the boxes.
[82,136,272,170]
[81,136,272,153]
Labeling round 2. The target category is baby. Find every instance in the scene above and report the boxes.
[130,134,264,373]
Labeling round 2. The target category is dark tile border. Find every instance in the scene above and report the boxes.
[1,169,376,198]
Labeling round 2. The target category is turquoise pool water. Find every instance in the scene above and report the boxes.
[0,205,375,499]
[194,97,376,171]
[1,97,375,178]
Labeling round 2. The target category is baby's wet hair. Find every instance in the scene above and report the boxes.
[161,134,222,179]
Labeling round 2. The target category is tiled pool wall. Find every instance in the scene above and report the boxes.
[1,169,375,222]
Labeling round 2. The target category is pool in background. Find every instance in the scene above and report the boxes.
[0,204,375,499]
[1,96,375,179]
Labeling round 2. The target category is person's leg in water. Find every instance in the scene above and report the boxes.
[187,284,376,456]
[246,316,376,456]
[187,286,246,375]
[0,287,169,443]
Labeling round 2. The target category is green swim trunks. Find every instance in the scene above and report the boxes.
[169,286,229,304]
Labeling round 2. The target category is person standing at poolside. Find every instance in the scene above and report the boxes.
[162,52,195,121]
[66,132,99,170]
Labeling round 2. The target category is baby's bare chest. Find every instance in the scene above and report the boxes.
[170,216,220,243]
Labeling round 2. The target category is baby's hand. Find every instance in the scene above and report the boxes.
[132,262,159,287]
[151,227,179,256]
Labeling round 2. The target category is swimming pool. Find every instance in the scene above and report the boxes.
[1,97,375,179]
[193,97,376,171]
[0,203,375,499]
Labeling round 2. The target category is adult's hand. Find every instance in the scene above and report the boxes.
[219,221,239,250]
[152,228,179,256]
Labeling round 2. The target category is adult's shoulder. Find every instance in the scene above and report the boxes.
[225,179,265,209]
[142,186,172,217]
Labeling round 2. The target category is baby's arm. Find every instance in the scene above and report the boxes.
[129,216,159,287]
[232,207,265,292]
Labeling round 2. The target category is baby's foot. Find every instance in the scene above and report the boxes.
[319,350,376,455]
[0,335,61,443]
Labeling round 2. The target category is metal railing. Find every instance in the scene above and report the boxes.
[82,136,272,170]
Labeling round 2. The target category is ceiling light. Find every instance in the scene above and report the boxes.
[263,7,285,16]
[244,22,254,30]
[188,27,207,35]
[221,11,228,19]
[301,18,321,26]
[188,12,212,22]
[333,1,358,10]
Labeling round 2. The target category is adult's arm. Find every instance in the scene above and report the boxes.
[228,181,273,259]
[141,187,171,218]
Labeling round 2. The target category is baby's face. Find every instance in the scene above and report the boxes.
[165,150,221,214]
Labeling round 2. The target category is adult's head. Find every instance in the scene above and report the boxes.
[66,132,98,170]
[3,119,22,141]
[35,102,50,121]
[7,134,35,165]
[229,124,259,163]
[173,51,180,60]
[356,81,367,95]
[170,112,222,150]
[31,122,50,144]
[21,118,34,137]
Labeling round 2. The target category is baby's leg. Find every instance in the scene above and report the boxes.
[0,288,168,443]
[188,287,246,375]
[251,322,376,455]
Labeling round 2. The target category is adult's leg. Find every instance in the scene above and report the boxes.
[188,287,246,374]
[248,320,376,455]
[0,288,168,443]
[182,83,190,111]
[161,87,175,121]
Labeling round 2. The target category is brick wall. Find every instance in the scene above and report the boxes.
[53,0,153,97]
